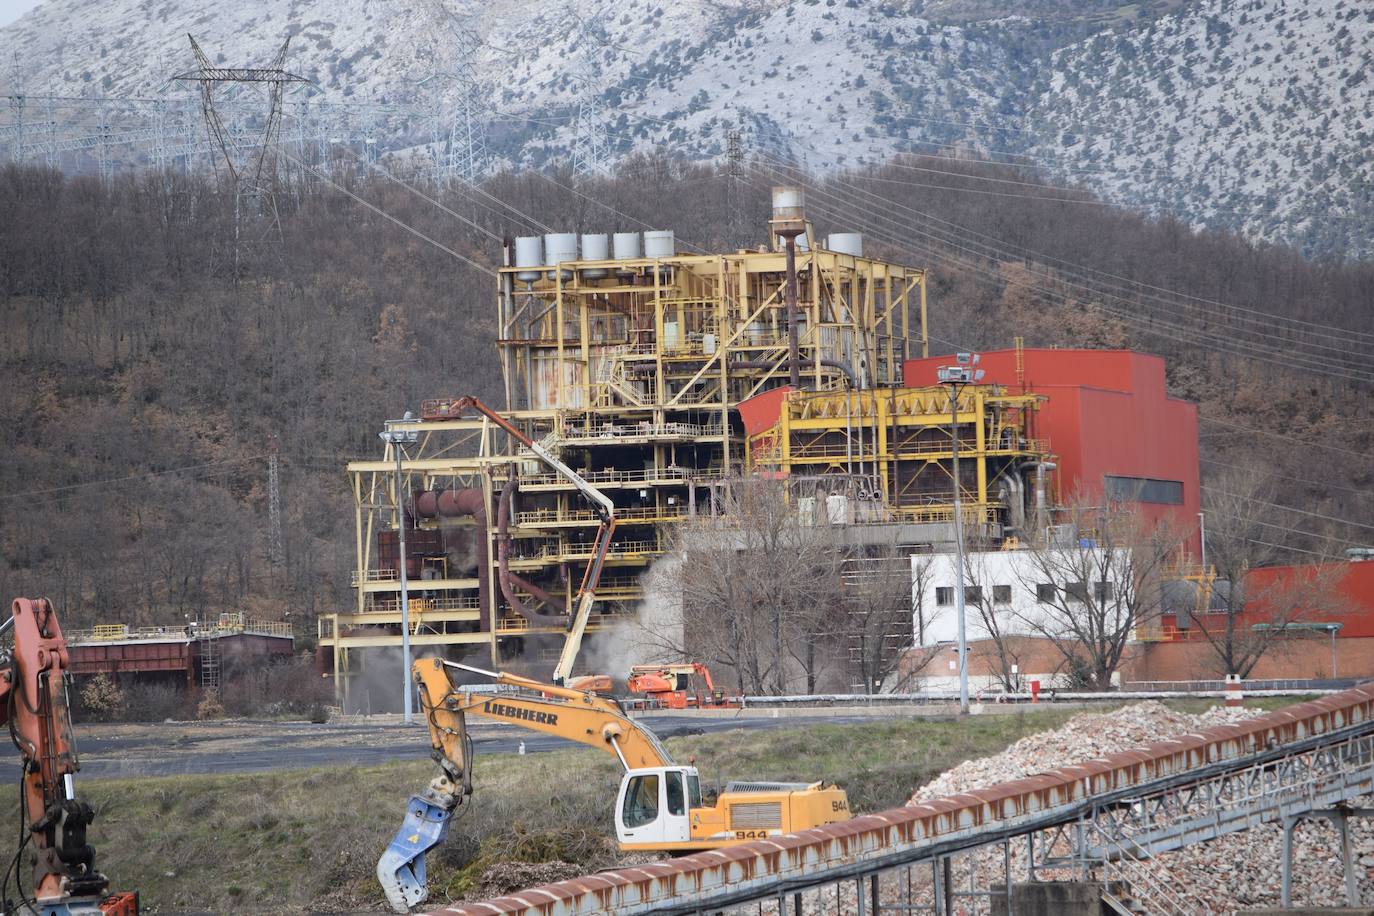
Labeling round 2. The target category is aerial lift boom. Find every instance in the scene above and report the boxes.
[377,657,849,913]
[419,397,615,685]
[0,599,137,916]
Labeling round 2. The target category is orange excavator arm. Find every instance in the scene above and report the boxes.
[0,598,137,914]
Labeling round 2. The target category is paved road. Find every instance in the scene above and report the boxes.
[10,713,897,779]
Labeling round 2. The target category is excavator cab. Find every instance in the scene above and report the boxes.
[614,766,702,847]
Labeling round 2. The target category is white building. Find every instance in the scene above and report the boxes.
[911,548,1133,647]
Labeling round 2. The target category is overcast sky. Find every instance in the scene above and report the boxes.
[0,0,42,28]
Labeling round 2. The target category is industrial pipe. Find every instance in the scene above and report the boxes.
[495,477,567,627]
[412,488,492,630]
[785,235,800,388]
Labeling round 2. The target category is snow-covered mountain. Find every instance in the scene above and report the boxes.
[2,0,1370,257]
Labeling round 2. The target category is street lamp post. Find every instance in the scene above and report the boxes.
[937,354,984,716]
[380,414,419,723]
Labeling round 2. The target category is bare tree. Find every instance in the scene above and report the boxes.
[962,553,1025,692]
[654,477,843,695]
[837,542,918,694]
[1016,499,1184,690]
[1189,470,1353,677]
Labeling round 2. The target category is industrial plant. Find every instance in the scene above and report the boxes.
[314,188,1221,706]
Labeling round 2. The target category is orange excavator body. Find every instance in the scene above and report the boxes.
[626,662,742,710]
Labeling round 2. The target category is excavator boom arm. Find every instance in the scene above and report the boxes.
[418,659,671,770]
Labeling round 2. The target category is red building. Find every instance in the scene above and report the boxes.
[904,348,1201,553]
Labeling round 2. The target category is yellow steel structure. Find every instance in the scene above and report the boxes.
[745,384,1047,535]
[319,228,929,706]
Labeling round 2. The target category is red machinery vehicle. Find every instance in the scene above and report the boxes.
[626,663,741,710]
[1,598,137,916]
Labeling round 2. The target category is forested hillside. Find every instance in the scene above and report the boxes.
[1,155,1371,634]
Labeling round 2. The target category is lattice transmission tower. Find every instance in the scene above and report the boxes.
[418,0,489,187]
[174,35,309,270]
[267,436,284,569]
[726,127,745,248]
[571,17,609,178]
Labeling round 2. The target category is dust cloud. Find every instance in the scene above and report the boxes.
[342,645,414,715]
[579,555,685,678]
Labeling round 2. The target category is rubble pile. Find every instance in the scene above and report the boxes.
[907,702,1374,912]
[911,702,1257,804]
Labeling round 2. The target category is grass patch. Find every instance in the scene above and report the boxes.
[2,699,1289,912]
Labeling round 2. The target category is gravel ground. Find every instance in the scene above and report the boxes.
[896,701,1371,914]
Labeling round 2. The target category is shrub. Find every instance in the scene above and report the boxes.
[78,674,126,722]
[196,691,225,720]
[220,654,332,719]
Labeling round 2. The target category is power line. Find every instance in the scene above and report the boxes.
[1238,536,1333,560]
[748,160,1374,384]
[280,149,497,276]
[760,152,1374,358]
[1203,508,1356,549]
[752,160,1374,382]
[0,456,265,501]
[1202,486,1374,535]
[1199,456,1373,498]
[1200,416,1374,462]
[825,167,1374,348]
[526,169,708,253]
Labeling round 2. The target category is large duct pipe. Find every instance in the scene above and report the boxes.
[1022,461,1057,538]
[998,474,1026,536]
[496,477,568,627]
[412,487,492,631]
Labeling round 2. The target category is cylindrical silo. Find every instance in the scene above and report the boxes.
[580,233,609,279]
[544,232,578,281]
[514,236,543,282]
[827,233,863,256]
[612,231,641,260]
[643,230,676,258]
[771,186,805,222]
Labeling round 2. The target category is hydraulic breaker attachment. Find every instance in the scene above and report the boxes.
[377,794,455,914]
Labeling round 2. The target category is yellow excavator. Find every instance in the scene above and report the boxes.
[376,657,850,913]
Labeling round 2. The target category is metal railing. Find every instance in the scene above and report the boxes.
[554,421,725,442]
[68,613,292,644]
[1123,678,1348,692]
[493,613,615,633]
[515,506,686,526]
[518,466,691,487]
